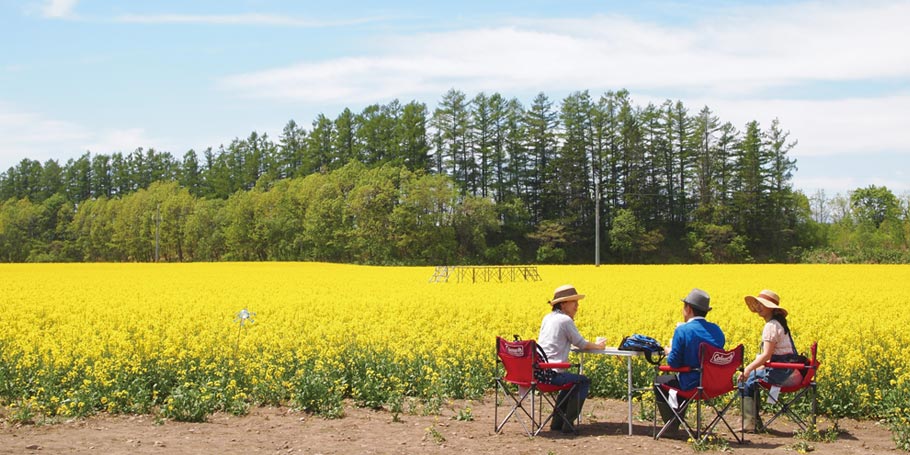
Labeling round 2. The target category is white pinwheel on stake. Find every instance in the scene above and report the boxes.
[235,308,255,327]
[234,308,256,349]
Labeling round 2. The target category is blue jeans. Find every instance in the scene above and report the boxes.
[739,367,793,397]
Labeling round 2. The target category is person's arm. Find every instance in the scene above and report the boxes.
[565,319,603,350]
[739,338,776,381]
[665,329,683,367]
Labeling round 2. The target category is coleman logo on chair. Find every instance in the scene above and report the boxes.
[506,345,525,357]
[710,351,735,365]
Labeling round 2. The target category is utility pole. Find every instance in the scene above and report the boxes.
[595,181,600,267]
[155,203,160,262]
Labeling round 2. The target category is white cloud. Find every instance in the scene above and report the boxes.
[646,94,910,158]
[80,128,158,157]
[41,0,78,18]
[113,13,381,28]
[795,175,910,196]
[0,104,163,169]
[218,2,910,102]
[0,107,90,167]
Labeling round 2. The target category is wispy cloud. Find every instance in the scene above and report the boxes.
[218,2,909,101]
[648,94,910,158]
[3,64,28,73]
[81,128,159,157]
[0,107,89,166]
[0,104,162,167]
[41,0,78,18]
[795,175,910,196]
[113,13,382,28]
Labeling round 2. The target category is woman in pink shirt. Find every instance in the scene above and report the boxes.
[737,290,803,432]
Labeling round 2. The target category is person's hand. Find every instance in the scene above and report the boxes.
[737,370,748,383]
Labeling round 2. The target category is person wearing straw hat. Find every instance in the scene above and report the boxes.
[737,289,803,432]
[537,284,606,433]
[654,288,726,433]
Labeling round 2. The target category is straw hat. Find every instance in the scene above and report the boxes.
[745,289,788,317]
[548,284,585,306]
[681,288,712,312]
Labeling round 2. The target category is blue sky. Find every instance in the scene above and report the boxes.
[2,0,908,198]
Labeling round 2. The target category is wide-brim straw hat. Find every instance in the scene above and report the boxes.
[745,289,788,317]
[549,284,585,306]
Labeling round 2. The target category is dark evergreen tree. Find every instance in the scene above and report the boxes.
[470,92,495,198]
[763,118,799,257]
[110,152,132,196]
[91,153,113,198]
[396,101,430,172]
[304,114,334,175]
[732,120,765,250]
[333,108,357,165]
[278,120,307,178]
[714,122,738,224]
[525,92,559,224]
[691,106,721,223]
[432,89,471,193]
[485,93,508,203]
[502,98,527,203]
[64,152,92,202]
[180,149,203,197]
[39,159,64,201]
[597,91,624,226]
[557,91,595,247]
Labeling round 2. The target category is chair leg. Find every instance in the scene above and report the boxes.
[703,396,746,444]
[763,387,809,431]
[674,402,695,440]
[494,379,500,433]
[536,385,578,436]
[654,397,692,439]
[810,382,817,428]
[494,381,537,436]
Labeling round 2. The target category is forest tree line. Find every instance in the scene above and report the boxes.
[1,89,908,264]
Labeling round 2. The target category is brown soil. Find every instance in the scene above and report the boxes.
[0,397,898,454]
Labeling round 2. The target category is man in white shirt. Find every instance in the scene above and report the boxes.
[538,284,606,433]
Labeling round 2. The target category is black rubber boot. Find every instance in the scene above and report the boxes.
[657,401,680,432]
[549,411,564,432]
[561,395,581,434]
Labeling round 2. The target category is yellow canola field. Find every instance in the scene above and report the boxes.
[1,263,908,420]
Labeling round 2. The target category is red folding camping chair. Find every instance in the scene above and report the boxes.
[758,341,820,431]
[654,343,745,443]
[494,336,579,436]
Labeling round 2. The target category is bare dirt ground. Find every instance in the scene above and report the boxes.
[0,397,899,454]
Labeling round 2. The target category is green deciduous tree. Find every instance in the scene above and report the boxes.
[390,173,458,264]
[609,208,663,263]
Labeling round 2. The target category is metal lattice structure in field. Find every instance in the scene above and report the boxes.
[429,265,541,283]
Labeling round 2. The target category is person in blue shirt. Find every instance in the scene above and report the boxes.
[654,288,726,433]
